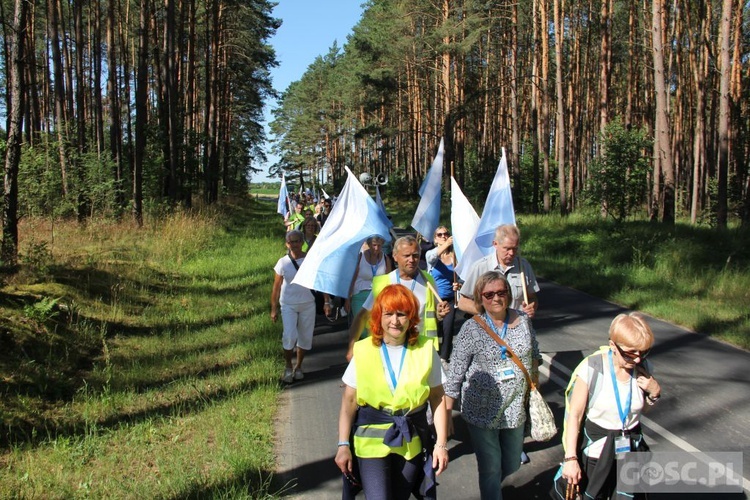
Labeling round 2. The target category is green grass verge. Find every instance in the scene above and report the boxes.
[1,197,291,498]
[519,213,750,349]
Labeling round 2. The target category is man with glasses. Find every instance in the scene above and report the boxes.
[271,230,317,383]
[457,224,539,318]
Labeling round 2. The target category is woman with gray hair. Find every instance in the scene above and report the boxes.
[444,270,541,500]
[345,235,393,329]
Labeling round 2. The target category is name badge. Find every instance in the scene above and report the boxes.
[614,434,631,457]
[496,362,516,383]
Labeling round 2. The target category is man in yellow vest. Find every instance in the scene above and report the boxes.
[346,235,451,361]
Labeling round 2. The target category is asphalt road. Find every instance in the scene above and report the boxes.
[274,279,750,499]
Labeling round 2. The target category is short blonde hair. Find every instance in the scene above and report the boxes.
[609,312,654,351]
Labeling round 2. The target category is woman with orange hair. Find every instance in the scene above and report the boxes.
[335,284,449,500]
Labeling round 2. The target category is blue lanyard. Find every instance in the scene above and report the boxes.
[484,312,509,360]
[608,349,633,430]
[368,252,380,276]
[381,342,406,390]
[396,272,418,291]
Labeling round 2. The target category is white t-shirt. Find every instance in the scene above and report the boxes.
[362,272,429,333]
[342,342,445,391]
[577,353,645,458]
[273,255,315,305]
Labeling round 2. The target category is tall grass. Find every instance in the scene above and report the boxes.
[1,198,290,498]
[520,213,750,348]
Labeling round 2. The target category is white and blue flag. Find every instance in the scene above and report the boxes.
[292,167,393,298]
[450,176,480,264]
[455,148,516,278]
[410,138,444,239]
[277,175,290,217]
[376,185,388,218]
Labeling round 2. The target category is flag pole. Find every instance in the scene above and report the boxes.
[450,161,460,303]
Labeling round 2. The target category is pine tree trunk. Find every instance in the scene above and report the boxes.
[715,0,732,228]
[2,0,28,266]
[652,0,675,224]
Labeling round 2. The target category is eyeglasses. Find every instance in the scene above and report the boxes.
[481,289,508,300]
[287,239,302,244]
[436,232,450,237]
[614,343,649,362]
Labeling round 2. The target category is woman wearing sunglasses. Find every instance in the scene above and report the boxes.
[425,226,460,361]
[556,312,661,500]
[444,271,541,500]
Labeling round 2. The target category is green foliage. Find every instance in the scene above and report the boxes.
[1,197,286,497]
[20,240,54,277]
[522,213,750,348]
[23,297,61,322]
[583,118,653,222]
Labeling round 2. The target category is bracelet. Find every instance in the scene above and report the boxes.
[563,456,578,462]
[325,302,333,306]
[337,441,350,447]
[434,443,448,451]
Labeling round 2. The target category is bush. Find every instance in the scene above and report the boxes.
[584,118,652,222]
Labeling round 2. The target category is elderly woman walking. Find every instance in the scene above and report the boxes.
[444,271,541,500]
[345,235,393,326]
[556,313,661,500]
[270,230,316,383]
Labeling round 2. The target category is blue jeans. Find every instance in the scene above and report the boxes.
[466,423,525,500]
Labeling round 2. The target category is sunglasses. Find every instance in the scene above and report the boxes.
[614,343,649,362]
[481,289,508,300]
[436,232,450,237]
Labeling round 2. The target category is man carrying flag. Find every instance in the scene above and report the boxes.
[345,235,452,361]
[456,224,539,318]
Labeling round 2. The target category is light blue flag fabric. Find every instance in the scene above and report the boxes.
[455,148,516,278]
[411,138,444,239]
[277,175,290,217]
[376,185,388,218]
[292,167,393,298]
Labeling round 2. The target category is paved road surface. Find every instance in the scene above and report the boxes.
[275,279,749,499]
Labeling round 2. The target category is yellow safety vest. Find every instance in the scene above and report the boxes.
[371,271,439,339]
[353,336,434,459]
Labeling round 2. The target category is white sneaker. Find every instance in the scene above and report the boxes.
[293,368,304,380]
[281,368,293,383]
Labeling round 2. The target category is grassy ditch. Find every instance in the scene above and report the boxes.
[1,197,290,498]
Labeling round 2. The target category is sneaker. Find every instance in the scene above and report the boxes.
[281,368,293,383]
[293,368,305,380]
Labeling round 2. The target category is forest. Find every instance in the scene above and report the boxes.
[1,0,749,268]
[271,0,750,227]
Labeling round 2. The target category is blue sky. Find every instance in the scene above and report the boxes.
[259,1,366,181]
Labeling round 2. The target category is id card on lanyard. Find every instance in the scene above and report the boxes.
[485,313,514,383]
[609,349,634,457]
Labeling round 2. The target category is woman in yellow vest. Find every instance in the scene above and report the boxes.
[335,285,449,500]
